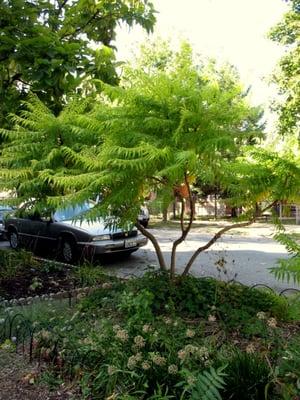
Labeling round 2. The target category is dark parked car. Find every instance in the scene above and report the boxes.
[138,205,150,228]
[0,204,16,239]
[4,202,148,263]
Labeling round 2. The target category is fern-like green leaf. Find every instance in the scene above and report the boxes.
[270,233,300,284]
[190,366,227,400]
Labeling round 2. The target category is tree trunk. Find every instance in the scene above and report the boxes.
[214,193,217,220]
[162,207,168,222]
[170,175,195,279]
[173,199,177,220]
[135,221,167,271]
[296,205,300,225]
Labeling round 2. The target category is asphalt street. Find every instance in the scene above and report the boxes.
[104,223,300,292]
[1,222,299,292]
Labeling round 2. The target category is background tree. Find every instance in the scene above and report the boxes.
[0,0,156,126]
[266,0,300,284]
[269,0,300,136]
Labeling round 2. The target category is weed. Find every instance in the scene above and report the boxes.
[72,263,106,287]
[221,351,272,400]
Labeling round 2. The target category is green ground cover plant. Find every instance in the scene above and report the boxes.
[1,270,299,399]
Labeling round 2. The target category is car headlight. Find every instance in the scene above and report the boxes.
[92,234,111,241]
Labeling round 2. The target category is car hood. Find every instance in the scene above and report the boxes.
[60,218,131,236]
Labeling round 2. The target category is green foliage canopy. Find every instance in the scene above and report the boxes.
[0,45,263,216]
[0,43,264,216]
[0,0,156,125]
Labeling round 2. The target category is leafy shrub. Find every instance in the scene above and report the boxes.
[216,283,288,323]
[271,232,300,284]
[128,271,288,324]
[129,271,175,314]
[173,276,217,317]
[239,316,269,338]
[118,289,155,326]
[129,272,217,318]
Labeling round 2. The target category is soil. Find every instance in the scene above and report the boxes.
[0,350,78,400]
[0,265,77,300]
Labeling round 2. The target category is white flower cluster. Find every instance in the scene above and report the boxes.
[134,335,146,349]
[142,361,151,370]
[178,345,209,362]
[149,352,166,366]
[112,324,121,332]
[256,312,277,328]
[116,328,129,342]
[37,329,51,340]
[107,365,117,376]
[142,324,152,333]
[127,352,143,369]
[185,329,195,338]
[267,317,277,328]
[256,311,267,320]
[102,282,112,289]
[168,364,178,375]
[163,317,172,325]
[245,343,256,354]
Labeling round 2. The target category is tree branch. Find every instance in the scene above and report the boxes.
[170,174,195,278]
[61,10,118,39]
[182,200,278,276]
[135,220,167,271]
[179,197,185,233]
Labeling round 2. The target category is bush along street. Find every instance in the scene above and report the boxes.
[1,269,300,399]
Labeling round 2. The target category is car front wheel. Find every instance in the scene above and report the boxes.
[60,238,77,264]
[9,230,19,249]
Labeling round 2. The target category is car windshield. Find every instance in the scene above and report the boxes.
[54,203,93,222]
[0,205,14,211]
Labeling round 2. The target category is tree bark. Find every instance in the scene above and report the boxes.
[135,221,167,271]
[162,207,168,223]
[170,174,195,279]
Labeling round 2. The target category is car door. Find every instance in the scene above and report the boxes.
[18,212,55,254]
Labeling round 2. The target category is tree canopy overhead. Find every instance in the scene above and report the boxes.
[0,0,156,124]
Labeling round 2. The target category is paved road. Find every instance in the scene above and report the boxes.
[1,222,299,292]
[104,223,300,292]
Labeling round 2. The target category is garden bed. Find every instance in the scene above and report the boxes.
[1,266,300,399]
[0,249,105,301]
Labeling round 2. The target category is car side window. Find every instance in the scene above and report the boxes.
[28,212,42,221]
